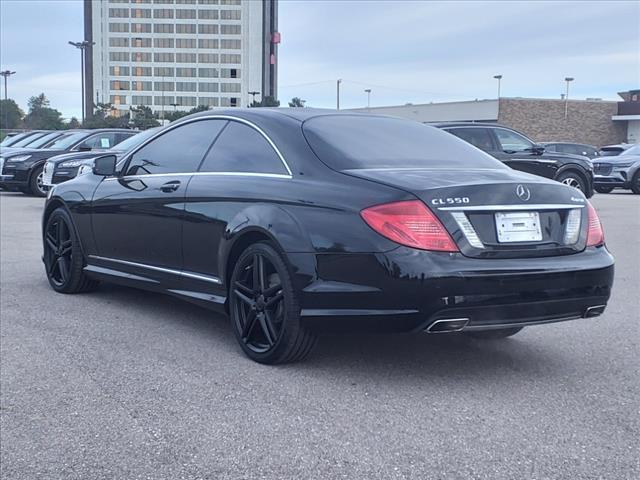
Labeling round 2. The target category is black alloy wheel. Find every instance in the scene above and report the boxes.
[29,164,48,197]
[44,208,98,293]
[229,242,316,364]
[466,327,523,339]
[594,186,614,194]
[632,172,640,195]
[556,171,586,193]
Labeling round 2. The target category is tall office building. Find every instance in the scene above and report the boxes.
[83,0,278,119]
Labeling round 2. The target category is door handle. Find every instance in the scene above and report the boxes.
[160,180,181,193]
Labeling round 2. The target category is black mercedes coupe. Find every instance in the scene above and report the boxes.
[42,109,614,364]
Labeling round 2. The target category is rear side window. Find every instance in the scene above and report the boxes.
[125,119,226,175]
[303,115,504,170]
[446,128,495,152]
[494,128,534,152]
[76,133,118,150]
[199,121,289,175]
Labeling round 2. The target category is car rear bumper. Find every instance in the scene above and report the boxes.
[292,246,614,333]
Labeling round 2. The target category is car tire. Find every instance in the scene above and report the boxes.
[465,327,523,339]
[29,164,47,197]
[44,207,99,294]
[595,186,614,194]
[556,171,587,194]
[229,242,317,364]
[631,172,640,195]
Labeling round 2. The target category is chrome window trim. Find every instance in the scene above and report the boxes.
[439,204,585,212]
[115,114,293,177]
[88,255,222,284]
[104,171,292,181]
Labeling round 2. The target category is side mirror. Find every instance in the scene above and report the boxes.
[78,145,92,152]
[531,144,546,155]
[93,155,117,176]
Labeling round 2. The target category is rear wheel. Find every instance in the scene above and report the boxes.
[29,164,47,197]
[466,327,523,339]
[595,186,614,194]
[631,172,640,195]
[44,208,98,293]
[229,242,317,364]
[556,171,587,193]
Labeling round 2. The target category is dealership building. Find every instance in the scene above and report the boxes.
[349,91,639,147]
[82,0,278,119]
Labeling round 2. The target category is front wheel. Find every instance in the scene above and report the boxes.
[29,164,48,197]
[465,327,523,339]
[631,172,640,195]
[44,208,98,293]
[229,242,317,364]
[595,186,614,194]
[556,171,587,193]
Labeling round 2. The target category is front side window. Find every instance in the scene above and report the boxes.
[199,121,289,175]
[446,128,495,152]
[493,128,534,152]
[75,133,119,150]
[124,120,226,176]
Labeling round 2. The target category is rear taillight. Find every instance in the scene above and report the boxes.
[586,201,605,247]
[360,200,458,252]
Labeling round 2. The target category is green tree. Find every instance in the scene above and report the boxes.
[130,105,160,129]
[162,105,210,123]
[83,103,131,129]
[250,96,280,107]
[67,117,81,129]
[23,93,65,129]
[0,99,24,129]
[288,97,306,108]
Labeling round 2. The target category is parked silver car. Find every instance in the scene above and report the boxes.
[593,144,640,194]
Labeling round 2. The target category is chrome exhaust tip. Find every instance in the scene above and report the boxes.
[426,318,470,333]
[583,305,606,318]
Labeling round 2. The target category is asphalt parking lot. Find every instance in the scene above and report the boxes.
[0,191,638,480]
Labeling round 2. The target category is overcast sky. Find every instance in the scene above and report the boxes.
[1,0,638,119]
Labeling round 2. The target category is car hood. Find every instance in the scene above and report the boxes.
[0,146,41,156]
[599,154,640,165]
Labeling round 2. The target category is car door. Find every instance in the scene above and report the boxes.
[90,120,223,283]
[489,127,555,179]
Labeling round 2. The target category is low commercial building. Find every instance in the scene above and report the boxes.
[349,95,634,147]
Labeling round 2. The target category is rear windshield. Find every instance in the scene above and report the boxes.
[26,132,63,148]
[10,132,48,147]
[303,115,505,170]
[45,132,87,150]
[0,132,30,146]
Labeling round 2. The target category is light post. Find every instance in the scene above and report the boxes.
[248,91,260,106]
[493,74,502,98]
[68,40,94,123]
[0,70,16,100]
[336,79,342,110]
[364,88,371,110]
[564,77,574,120]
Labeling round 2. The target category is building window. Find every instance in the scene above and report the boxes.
[221,68,239,78]
[153,0,174,4]
[198,39,218,49]
[154,96,176,105]
[220,9,241,20]
[109,37,129,47]
[175,9,196,19]
[198,24,218,34]
[176,82,197,92]
[175,96,197,107]
[220,54,240,64]
[198,53,219,63]
[132,67,153,76]
[199,97,219,107]
[110,66,130,76]
[132,52,152,62]
[176,24,196,33]
[133,37,152,47]
[177,0,197,4]
[198,0,218,4]
[154,38,174,48]
[176,68,197,77]
[131,8,151,18]
[110,80,130,90]
[154,67,175,77]
[154,23,174,33]
[220,24,240,34]
[198,9,218,19]
[109,8,129,17]
[220,97,238,107]
[154,52,175,62]
[198,68,218,78]
[221,39,241,49]
[176,38,197,48]
[199,82,219,92]
[154,81,175,92]
[109,23,129,33]
[109,52,130,61]
[220,0,241,4]
[132,81,153,91]
[131,0,151,3]
[110,95,127,105]
[176,53,197,63]
[220,83,240,93]
[153,8,173,18]
[131,23,152,33]
[132,95,153,105]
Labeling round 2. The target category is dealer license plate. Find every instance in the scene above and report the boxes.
[495,212,542,243]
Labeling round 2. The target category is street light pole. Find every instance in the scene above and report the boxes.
[564,77,574,120]
[364,88,371,110]
[69,40,94,123]
[336,79,342,110]
[0,70,16,101]
[493,74,502,98]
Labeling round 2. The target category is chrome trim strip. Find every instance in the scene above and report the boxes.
[104,171,292,181]
[114,114,293,177]
[439,204,585,211]
[88,255,222,284]
[462,314,583,331]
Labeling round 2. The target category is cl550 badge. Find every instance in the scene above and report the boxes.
[431,197,470,206]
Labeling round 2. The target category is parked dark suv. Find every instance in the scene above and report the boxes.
[541,142,600,159]
[434,123,594,197]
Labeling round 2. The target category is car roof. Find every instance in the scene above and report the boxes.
[428,122,505,128]
[183,107,403,124]
[539,142,594,146]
